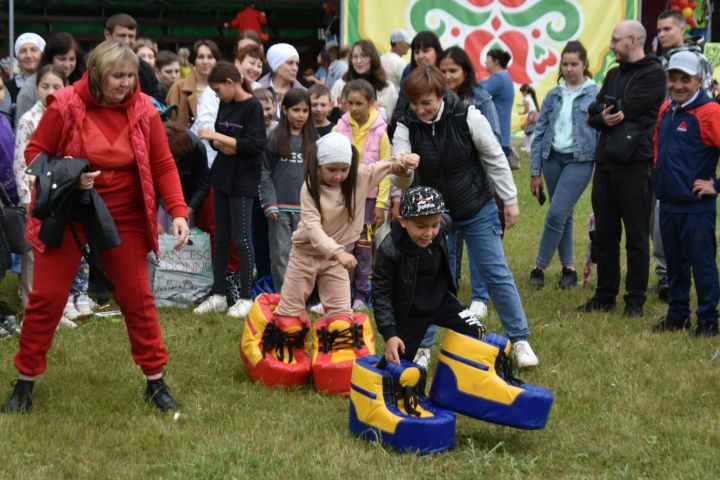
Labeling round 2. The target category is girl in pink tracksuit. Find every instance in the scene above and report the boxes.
[273,132,416,319]
[334,79,391,309]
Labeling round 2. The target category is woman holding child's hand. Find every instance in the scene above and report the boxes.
[391,66,539,368]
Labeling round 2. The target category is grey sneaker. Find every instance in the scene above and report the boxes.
[63,296,80,321]
[413,348,431,370]
[0,316,20,337]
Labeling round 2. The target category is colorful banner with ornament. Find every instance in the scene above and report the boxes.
[343,0,638,135]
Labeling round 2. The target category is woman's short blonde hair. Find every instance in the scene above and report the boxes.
[87,40,139,101]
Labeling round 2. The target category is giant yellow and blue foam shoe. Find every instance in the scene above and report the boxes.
[349,355,455,454]
[312,313,375,395]
[240,293,311,386]
[429,330,553,429]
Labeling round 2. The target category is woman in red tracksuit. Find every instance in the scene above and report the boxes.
[4,41,189,413]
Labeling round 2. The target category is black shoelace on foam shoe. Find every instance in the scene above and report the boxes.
[261,322,308,363]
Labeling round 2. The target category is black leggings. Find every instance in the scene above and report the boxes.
[213,192,254,299]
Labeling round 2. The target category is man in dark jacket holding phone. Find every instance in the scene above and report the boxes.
[578,20,665,317]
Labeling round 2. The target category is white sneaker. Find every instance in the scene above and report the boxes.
[413,348,431,370]
[63,296,80,320]
[57,316,78,330]
[352,299,367,310]
[193,294,228,314]
[74,294,94,316]
[228,298,253,318]
[309,303,324,314]
[513,340,539,368]
[469,300,488,320]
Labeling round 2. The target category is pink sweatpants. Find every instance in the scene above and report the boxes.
[274,245,352,318]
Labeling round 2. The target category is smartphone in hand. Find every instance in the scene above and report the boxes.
[538,187,547,205]
[603,95,622,113]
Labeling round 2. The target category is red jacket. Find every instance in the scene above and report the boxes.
[25,72,186,254]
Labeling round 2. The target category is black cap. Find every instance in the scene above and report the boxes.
[400,186,446,217]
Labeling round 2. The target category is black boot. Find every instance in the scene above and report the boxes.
[576,297,616,313]
[558,267,578,289]
[4,379,34,413]
[693,322,719,337]
[652,316,690,333]
[145,378,176,412]
[529,267,545,289]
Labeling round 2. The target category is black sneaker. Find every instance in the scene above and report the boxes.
[652,317,691,332]
[693,322,719,337]
[145,378,176,412]
[4,379,34,413]
[558,268,578,289]
[529,267,545,288]
[657,277,669,303]
[576,298,615,312]
[623,304,644,318]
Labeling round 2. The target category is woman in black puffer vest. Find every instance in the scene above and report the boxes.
[391,66,539,368]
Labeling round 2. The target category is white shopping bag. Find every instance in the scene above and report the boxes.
[150,232,213,307]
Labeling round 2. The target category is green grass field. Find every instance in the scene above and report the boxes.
[0,150,718,479]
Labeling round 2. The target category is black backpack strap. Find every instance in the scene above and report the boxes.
[452,103,471,137]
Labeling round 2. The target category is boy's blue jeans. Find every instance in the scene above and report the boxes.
[535,150,593,268]
[418,200,530,349]
[660,208,719,326]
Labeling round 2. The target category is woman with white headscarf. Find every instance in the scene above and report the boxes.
[257,43,306,118]
[3,33,45,123]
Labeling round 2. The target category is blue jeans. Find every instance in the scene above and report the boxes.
[420,201,530,348]
[420,231,491,350]
[535,151,593,268]
[447,231,489,302]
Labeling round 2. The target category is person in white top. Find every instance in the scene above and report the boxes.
[380,29,411,90]
[330,39,398,122]
[519,84,539,152]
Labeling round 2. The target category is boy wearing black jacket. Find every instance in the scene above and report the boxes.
[372,187,483,365]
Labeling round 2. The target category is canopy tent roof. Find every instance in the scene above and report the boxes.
[1,0,327,58]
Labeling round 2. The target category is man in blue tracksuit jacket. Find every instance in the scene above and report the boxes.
[652,51,720,336]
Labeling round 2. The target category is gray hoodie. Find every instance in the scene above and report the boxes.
[259,133,304,216]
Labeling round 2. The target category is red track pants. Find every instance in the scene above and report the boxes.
[14,225,168,376]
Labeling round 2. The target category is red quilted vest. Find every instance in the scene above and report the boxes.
[26,78,164,254]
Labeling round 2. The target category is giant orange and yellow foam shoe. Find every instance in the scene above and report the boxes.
[349,355,455,454]
[429,330,553,429]
[311,313,375,395]
[240,293,311,386]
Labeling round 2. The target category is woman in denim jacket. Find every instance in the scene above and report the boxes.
[529,41,599,289]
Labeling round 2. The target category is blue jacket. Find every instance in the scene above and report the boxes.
[468,85,502,144]
[530,80,599,176]
[654,89,720,213]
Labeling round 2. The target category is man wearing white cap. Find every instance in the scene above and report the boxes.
[649,9,715,301]
[381,29,411,89]
[257,43,306,118]
[652,50,720,337]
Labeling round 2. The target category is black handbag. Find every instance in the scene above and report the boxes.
[0,184,30,254]
[604,123,642,162]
